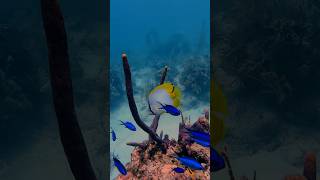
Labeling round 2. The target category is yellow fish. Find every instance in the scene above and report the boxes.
[211,80,228,146]
[148,82,181,115]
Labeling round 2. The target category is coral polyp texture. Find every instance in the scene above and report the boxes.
[116,116,210,180]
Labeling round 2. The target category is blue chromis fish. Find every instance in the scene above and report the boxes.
[186,128,210,142]
[111,128,116,141]
[113,155,127,175]
[192,137,210,147]
[120,121,136,131]
[148,82,181,115]
[176,156,204,170]
[157,101,181,116]
[210,147,225,172]
[172,167,185,173]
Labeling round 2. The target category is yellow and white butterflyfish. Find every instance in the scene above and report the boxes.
[148,82,181,115]
[211,80,228,147]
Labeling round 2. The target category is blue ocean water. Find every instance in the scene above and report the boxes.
[110,0,210,179]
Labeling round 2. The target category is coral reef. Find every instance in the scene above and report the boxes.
[117,115,210,180]
[179,56,210,103]
[118,54,210,179]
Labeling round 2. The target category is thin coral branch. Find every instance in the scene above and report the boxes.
[126,142,147,148]
[41,0,97,180]
[181,112,185,125]
[159,65,168,84]
[149,66,168,141]
[159,130,163,140]
[150,115,161,135]
[122,53,164,145]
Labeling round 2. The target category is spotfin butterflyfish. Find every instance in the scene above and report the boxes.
[148,82,181,115]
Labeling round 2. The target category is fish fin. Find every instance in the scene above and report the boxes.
[185,127,193,132]
[112,152,120,160]
[119,120,125,126]
[156,101,164,106]
[156,101,165,110]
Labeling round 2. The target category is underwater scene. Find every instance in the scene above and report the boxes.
[110,0,211,179]
[212,0,320,179]
[0,1,107,179]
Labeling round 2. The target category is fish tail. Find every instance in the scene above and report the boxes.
[168,153,178,159]
[156,101,164,107]
[112,152,119,160]
[185,127,193,132]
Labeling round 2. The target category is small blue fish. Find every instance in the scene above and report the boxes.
[210,147,225,172]
[192,138,210,147]
[157,102,181,116]
[113,155,127,175]
[176,156,204,170]
[111,128,116,141]
[186,128,210,142]
[172,167,185,173]
[120,121,136,131]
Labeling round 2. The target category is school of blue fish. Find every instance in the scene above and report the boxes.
[111,122,226,176]
[110,82,225,177]
[110,120,138,175]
